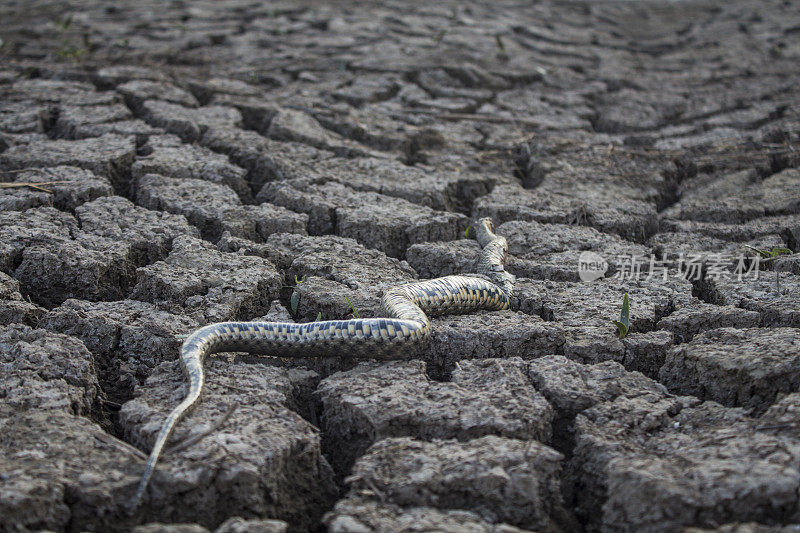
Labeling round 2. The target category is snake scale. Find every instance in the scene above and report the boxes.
[131,217,515,507]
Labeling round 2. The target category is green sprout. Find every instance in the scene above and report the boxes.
[464,225,472,238]
[495,34,509,61]
[54,14,73,31]
[344,295,360,318]
[289,274,306,316]
[743,245,793,262]
[743,245,793,294]
[55,44,87,61]
[612,293,630,339]
[51,14,90,62]
[288,274,363,320]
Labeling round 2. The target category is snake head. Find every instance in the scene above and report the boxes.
[474,218,501,248]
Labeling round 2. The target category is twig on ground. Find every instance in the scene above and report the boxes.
[417,111,542,127]
[0,181,72,193]
[166,403,237,454]
[94,433,147,460]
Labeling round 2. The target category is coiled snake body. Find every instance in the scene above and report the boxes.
[132,218,515,506]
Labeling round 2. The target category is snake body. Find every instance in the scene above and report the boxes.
[131,218,515,506]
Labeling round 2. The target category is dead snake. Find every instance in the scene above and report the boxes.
[131,217,515,507]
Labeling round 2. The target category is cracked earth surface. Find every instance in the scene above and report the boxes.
[1,0,799,532]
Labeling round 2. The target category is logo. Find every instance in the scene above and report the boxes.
[578,251,608,282]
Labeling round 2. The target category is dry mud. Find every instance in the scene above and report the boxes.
[1,0,799,531]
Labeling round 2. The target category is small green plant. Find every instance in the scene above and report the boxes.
[289,275,306,316]
[344,295,360,318]
[743,245,793,261]
[464,225,472,238]
[51,14,89,62]
[743,245,793,294]
[612,293,630,339]
[288,274,363,320]
[55,44,87,61]
[495,34,509,61]
[54,14,73,31]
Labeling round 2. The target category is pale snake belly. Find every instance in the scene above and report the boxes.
[131,217,515,507]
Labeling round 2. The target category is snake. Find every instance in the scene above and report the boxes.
[130,217,515,507]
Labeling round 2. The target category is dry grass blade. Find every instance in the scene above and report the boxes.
[165,403,237,454]
[426,111,541,127]
[0,180,71,193]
